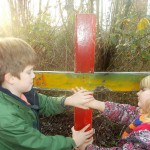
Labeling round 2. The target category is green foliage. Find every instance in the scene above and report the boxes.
[2,0,150,72]
[95,0,150,71]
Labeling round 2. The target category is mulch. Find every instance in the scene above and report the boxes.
[40,110,125,147]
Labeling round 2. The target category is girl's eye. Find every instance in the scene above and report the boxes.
[27,70,33,74]
[141,88,147,92]
[27,69,33,75]
[140,88,144,92]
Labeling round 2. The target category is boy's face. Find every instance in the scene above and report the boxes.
[13,65,35,94]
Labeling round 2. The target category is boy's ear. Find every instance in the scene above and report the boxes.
[4,73,16,84]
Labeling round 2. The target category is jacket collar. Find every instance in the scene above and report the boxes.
[0,86,29,106]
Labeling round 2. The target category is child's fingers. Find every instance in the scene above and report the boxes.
[77,87,88,93]
[72,88,76,93]
[75,86,81,91]
[71,126,75,132]
[77,87,86,91]
[74,87,92,95]
[80,91,94,97]
[84,95,94,100]
[80,87,86,91]
[77,106,89,109]
[83,97,94,103]
[85,128,95,136]
[72,87,86,93]
[85,137,93,143]
[81,124,90,132]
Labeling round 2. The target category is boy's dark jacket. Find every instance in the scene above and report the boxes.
[0,87,76,150]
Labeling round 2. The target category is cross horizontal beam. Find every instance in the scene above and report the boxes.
[33,71,150,92]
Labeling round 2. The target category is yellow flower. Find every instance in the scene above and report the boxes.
[137,18,149,30]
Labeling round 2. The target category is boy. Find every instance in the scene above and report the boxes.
[0,37,94,150]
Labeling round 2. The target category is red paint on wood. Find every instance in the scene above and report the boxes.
[74,107,93,131]
[74,14,96,73]
[74,14,96,131]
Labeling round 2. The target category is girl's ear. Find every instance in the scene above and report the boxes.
[4,73,16,84]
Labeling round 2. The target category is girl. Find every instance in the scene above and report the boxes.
[79,75,150,150]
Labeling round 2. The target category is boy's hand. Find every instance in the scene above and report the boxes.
[72,124,94,147]
[65,87,94,109]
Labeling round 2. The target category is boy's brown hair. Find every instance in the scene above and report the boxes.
[0,37,37,85]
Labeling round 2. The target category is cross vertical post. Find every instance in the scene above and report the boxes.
[74,14,96,131]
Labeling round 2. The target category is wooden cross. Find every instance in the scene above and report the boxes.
[33,14,150,131]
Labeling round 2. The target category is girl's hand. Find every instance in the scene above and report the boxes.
[65,87,94,109]
[72,124,95,147]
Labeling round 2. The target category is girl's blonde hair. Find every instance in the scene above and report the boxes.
[0,37,37,85]
[139,75,150,122]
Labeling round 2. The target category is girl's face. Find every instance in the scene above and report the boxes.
[137,88,150,110]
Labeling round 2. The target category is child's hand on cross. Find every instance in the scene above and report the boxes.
[64,87,94,109]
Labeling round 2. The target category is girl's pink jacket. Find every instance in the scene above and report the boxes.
[86,101,150,150]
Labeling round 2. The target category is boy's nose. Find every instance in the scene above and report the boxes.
[32,72,35,78]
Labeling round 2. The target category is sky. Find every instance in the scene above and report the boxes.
[147,0,150,15]
[0,0,149,28]
[0,0,111,27]
[0,1,10,26]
